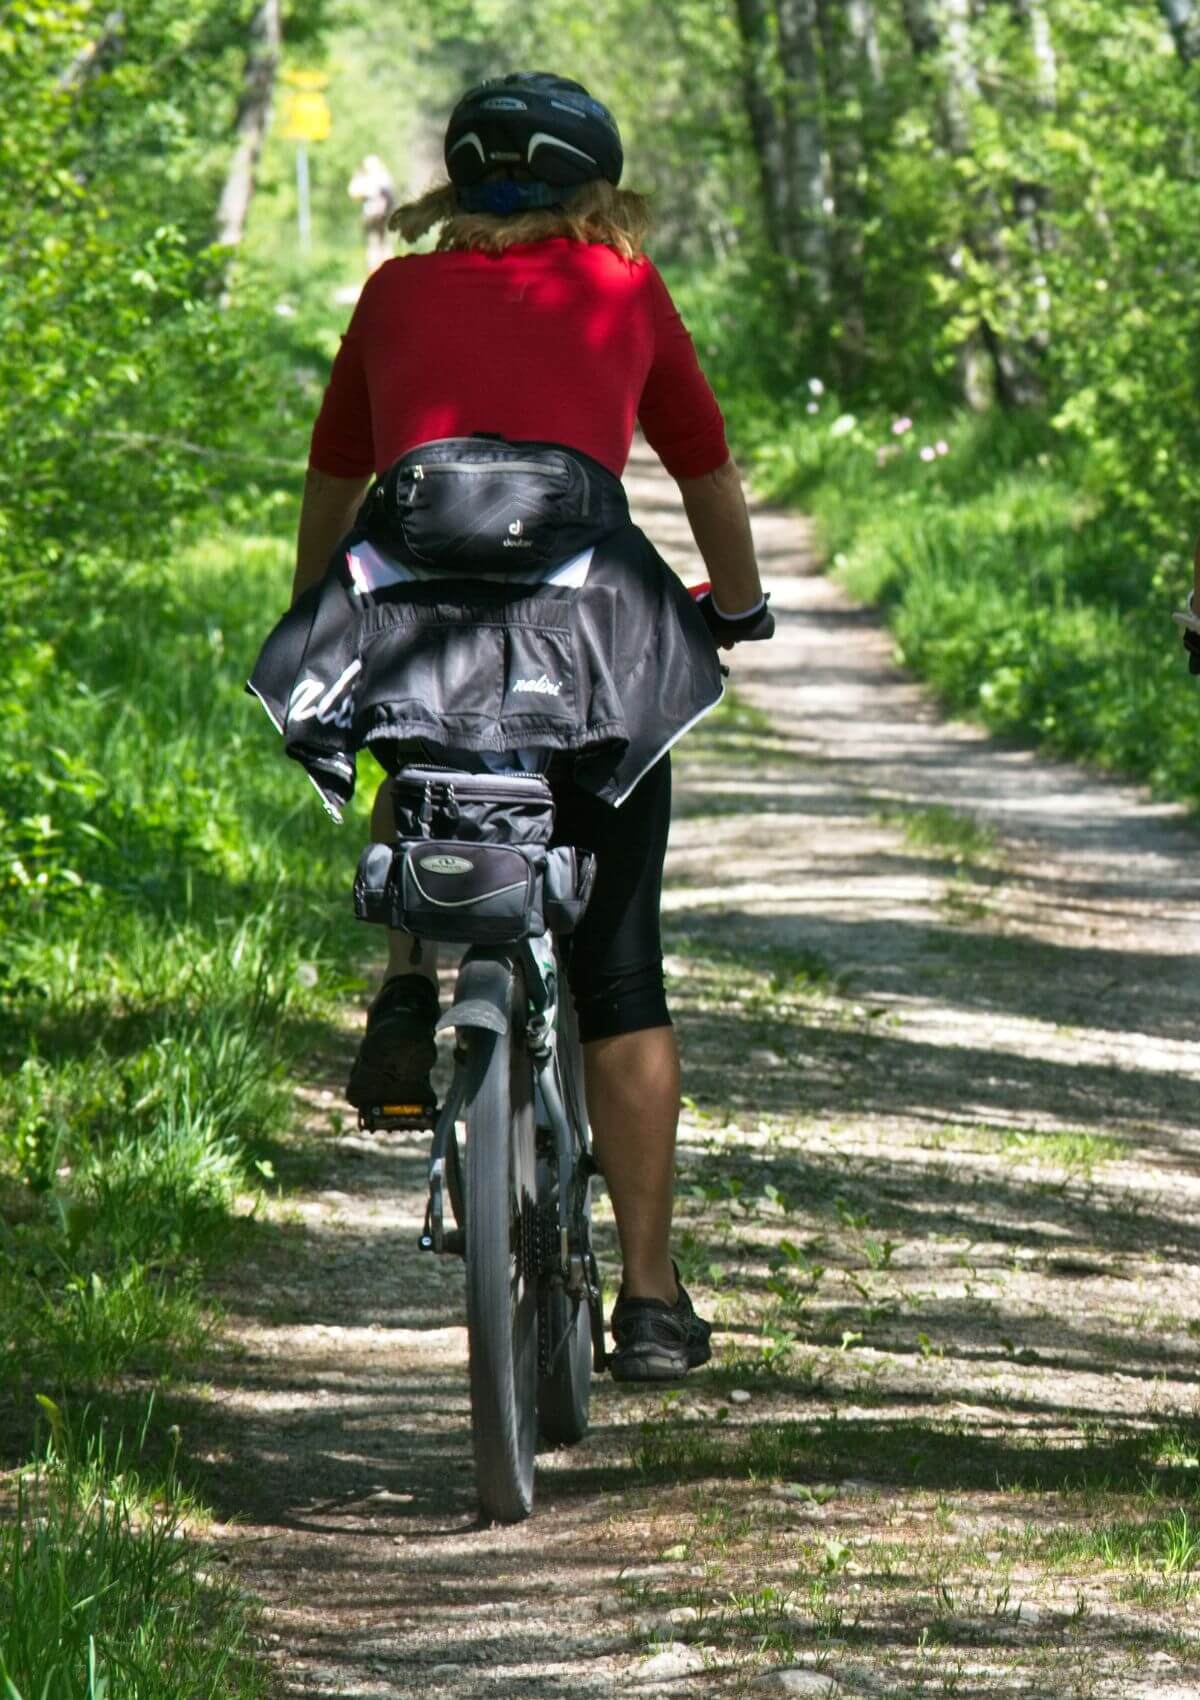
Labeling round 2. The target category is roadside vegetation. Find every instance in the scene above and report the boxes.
[1,7,368,1690]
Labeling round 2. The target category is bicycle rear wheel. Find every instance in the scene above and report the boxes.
[463,970,538,1523]
[537,977,594,1447]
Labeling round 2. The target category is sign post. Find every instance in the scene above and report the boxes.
[278,70,332,255]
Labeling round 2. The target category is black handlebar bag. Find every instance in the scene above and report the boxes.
[356,435,629,572]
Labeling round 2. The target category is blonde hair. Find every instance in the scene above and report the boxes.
[388,178,651,263]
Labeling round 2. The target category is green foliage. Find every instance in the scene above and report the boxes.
[0,522,372,1393]
[0,1421,268,1700]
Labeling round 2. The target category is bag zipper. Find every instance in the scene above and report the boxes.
[407,459,569,480]
[402,766,552,803]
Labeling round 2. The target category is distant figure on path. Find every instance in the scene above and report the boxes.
[348,154,395,274]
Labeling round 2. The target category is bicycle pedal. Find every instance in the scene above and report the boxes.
[418,1228,464,1256]
[358,1101,438,1133]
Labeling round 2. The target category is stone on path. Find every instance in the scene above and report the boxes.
[636,1642,707,1682]
[758,1670,840,1697]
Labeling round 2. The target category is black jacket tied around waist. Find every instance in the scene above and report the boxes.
[246,441,723,819]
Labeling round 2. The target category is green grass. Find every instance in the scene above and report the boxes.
[878,804,999,867]
[924,1122,1123,1173]
[997,1128,1122,1172]
[1042,1510,1200,1604]
[1,524,373,1398]
[1,1408,266,1700]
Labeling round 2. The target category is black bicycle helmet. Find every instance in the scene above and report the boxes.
[444,72,623,191]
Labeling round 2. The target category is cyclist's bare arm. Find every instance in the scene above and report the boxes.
[675,456,764,614]
[292,467,371,605]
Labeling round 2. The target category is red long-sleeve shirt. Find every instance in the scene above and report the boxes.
[308,238,728,483]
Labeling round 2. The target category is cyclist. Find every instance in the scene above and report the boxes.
[288,74,772,1382]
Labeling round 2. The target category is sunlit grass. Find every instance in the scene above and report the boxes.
[0,1405,265,1700]
[877,803,999,867]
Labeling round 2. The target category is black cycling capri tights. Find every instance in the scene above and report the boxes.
[551,756,672,1043]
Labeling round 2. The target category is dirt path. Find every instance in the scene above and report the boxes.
[195,444,1200,1699]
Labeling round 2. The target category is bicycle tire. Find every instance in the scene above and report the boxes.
[537,978,593,1447]
[463,971,538,1523]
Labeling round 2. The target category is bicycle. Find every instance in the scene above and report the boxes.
[352,762,605,1523]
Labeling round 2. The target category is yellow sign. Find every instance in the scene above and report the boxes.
[279,70,331,143]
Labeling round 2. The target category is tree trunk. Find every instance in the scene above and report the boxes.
[732,0,792,258]
[850,0,884,91]
[774,0,829,298]
[900,0,941,58]
[903,0,1042,407]
[215,0,282,249]
[1007,0,1056,359]
[57,9,124,92]
[1157,0,1200,65]
[1011,0,1058,108]
[940,0,979,154]
[816,0,879,383]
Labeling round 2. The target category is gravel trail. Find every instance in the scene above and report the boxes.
[196,443,1200,1699]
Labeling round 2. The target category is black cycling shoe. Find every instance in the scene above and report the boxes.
[609,1267,713,1383]
[345,973,439,1111]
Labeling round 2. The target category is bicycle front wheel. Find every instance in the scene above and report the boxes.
[463,973,538,1524]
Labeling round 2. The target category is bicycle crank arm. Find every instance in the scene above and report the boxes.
[418,1074,468,1256]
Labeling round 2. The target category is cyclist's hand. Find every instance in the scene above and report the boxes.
[691,586,775,650]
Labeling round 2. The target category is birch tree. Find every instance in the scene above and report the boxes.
[816,0,880,384]
[215,0,283,250]
[1156,0,1200,64]
[732,0,792,258]
[1011,0,1058,109]
[774,0,830,299]
[902,0,1042,407]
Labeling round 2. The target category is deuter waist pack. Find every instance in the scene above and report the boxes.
[356,434,628,572]
[353,839,594,944]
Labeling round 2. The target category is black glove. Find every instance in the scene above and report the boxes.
[1184,629,1200,676]
[695,591,775,649]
